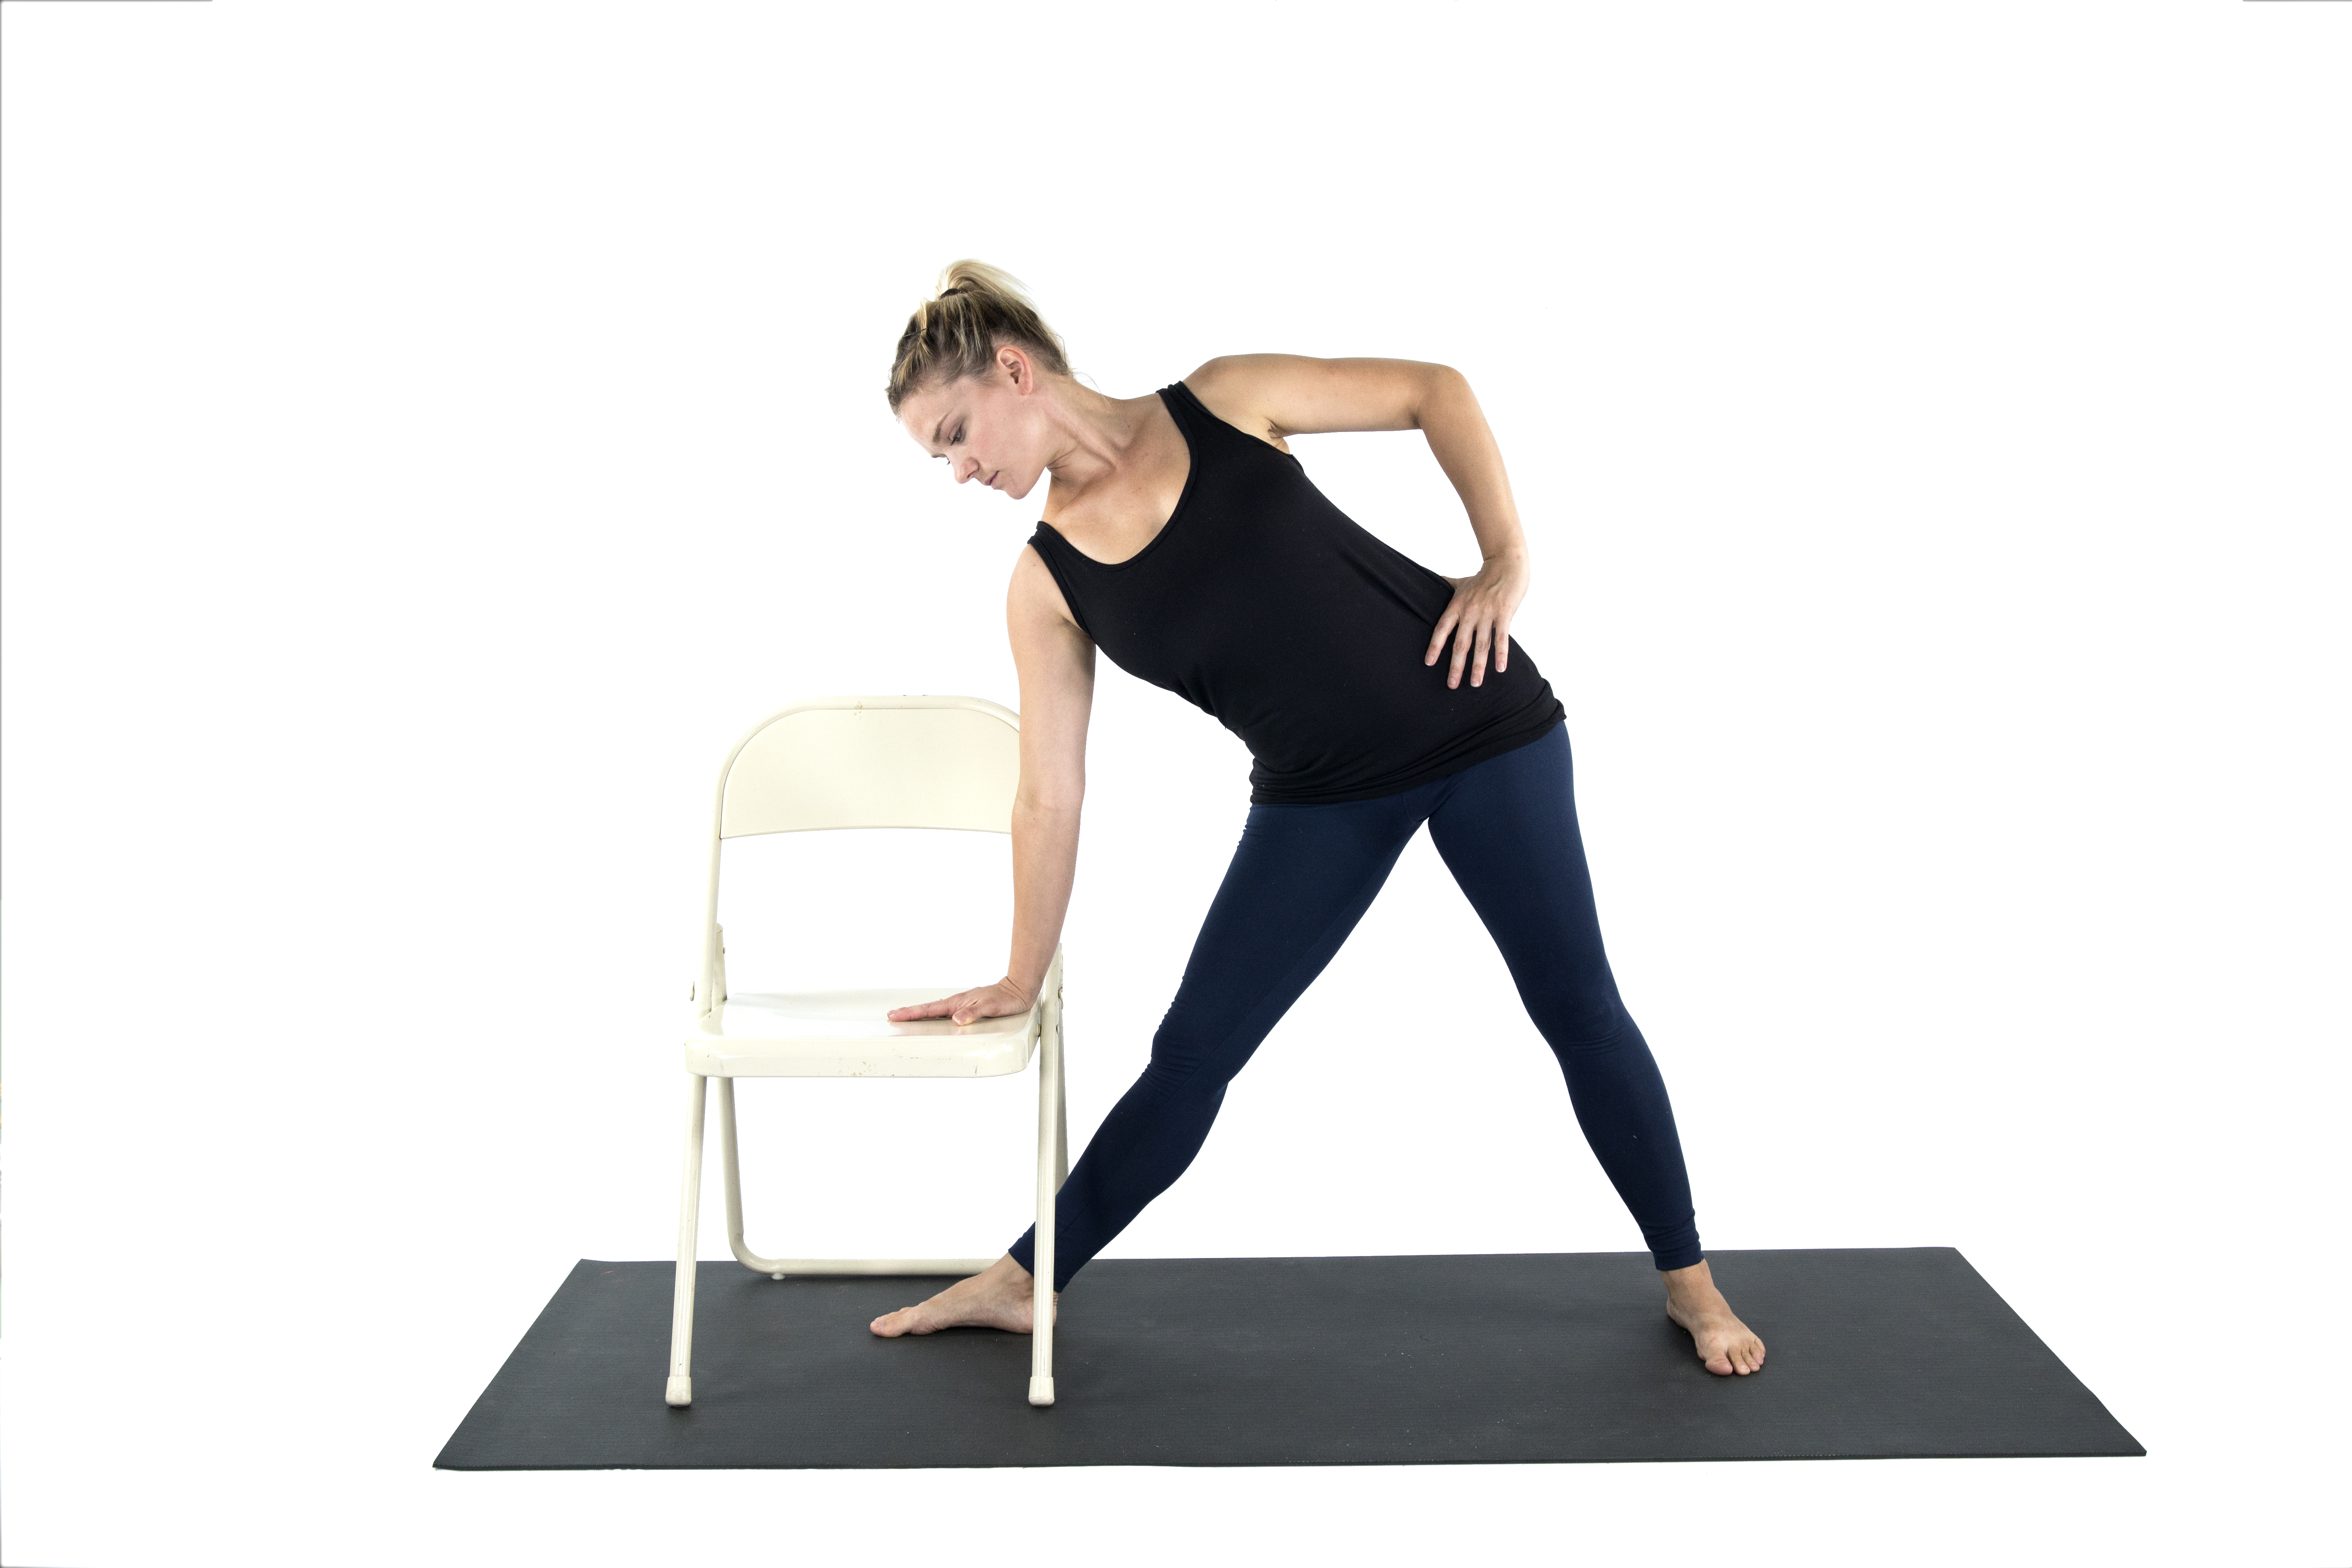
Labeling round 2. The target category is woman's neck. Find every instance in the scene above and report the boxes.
[1039,380,1165,502]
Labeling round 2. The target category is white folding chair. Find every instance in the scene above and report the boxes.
[664,695,1068,1409]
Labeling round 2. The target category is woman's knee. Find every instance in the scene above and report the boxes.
[1521,980,1633,1053]
[1144,1014,1258,1094]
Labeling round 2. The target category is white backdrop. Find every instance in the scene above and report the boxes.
[3,3,2345,1564]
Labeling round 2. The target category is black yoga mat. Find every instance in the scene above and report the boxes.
[434,1249,2141,1469]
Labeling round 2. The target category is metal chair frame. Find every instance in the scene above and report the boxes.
[664,695,1067,1408]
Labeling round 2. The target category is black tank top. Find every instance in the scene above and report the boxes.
[1027,380,1565,806]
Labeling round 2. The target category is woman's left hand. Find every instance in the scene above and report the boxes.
[1426,551,1531,689]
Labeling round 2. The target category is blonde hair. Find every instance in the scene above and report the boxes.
[886,260,1072,414]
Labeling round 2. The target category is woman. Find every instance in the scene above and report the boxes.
[868,261,1764,1377]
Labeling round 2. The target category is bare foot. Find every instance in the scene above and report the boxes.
[869,1253,1058,1337]
[1662,1259,1766,1376]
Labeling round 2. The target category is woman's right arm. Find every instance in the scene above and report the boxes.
[886,544,1094,1025]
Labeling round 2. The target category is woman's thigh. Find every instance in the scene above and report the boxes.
[1151,787,1432,1085]
[1424,724,1629,1040]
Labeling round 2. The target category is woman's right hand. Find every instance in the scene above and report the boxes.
[886,978,1037,1027]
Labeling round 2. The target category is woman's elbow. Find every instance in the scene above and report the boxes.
[1013,789,1084,820]
[1414,363,1471,426]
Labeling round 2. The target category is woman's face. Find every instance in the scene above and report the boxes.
[898,358,1049,502]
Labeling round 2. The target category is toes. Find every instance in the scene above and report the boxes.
[1705,1352,1734,1376]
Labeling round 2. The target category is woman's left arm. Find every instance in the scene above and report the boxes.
[1188,354,1530,689]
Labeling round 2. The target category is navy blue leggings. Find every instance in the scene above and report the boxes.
[1009,721,1702,1289]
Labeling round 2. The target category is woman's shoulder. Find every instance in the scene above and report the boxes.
[1011,534,1088,638]
[1176,357,1298,456]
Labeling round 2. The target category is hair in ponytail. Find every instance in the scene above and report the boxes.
[886,260,1072,414]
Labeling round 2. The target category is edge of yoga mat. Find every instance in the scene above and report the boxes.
[434,1248,2145,1470]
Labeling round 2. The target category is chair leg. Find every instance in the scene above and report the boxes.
[715,1078,779,1279]
[715,1077,991,1278]
[1029,990,1063,1406]
[666,1072,709,1407]
[1054,1005,1069,1193]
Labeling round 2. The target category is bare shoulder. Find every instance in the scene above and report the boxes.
[1185,353,1459,443]
[1009,539,1083,636]
[1180,356,1301,452]
[1007,543,1096,715]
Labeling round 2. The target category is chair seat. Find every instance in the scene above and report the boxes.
[684,988,1041,1078]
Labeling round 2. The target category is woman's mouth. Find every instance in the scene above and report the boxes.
[989,470,1001,488]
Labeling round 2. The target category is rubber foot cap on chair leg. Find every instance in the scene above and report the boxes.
[1028,1376,1055,1407]
[665,1376,693,1407]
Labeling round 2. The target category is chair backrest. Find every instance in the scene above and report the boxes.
[714,695,1021,838]
[695,696,1021,1009]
